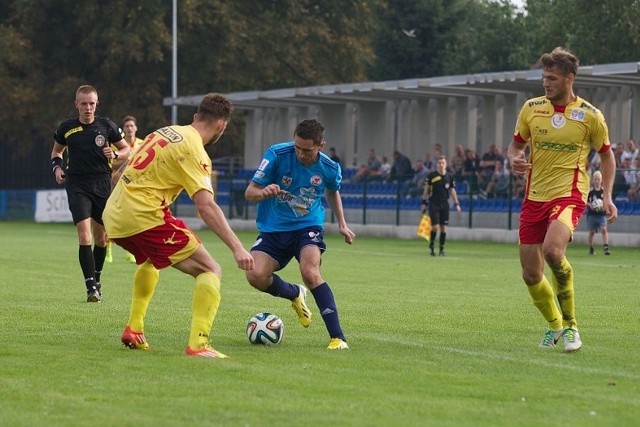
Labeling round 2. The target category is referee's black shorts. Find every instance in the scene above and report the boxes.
[65,176,111,225]
[428,203,450,226]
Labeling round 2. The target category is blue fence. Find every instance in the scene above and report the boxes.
[2,170,640,222]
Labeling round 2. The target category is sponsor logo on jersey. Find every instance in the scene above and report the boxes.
[579,102,596,113]
[258,159,269,171]
[534,141,578,152]
[64,126,83,139]
[528,99,548,107]
[533,126,548,135]
[551,113,566,129]
[95,134,106,147]
[157,126,183,143]
[254,171,265,179]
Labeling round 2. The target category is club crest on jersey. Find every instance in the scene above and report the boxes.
[310,175,322,186]
[551,113,566,129]
[95,134,106,147]
[570,109,585,121]
[281,176,292,187]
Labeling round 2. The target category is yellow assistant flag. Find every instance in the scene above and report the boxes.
[416,214,431,241]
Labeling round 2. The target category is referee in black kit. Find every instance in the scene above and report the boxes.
[421,156,461,256]
[50,85,130,302]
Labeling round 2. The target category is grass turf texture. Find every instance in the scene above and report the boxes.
[0,222,638,426]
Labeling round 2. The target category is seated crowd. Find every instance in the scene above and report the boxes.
[335,138,637,203]
[343,143,526,199]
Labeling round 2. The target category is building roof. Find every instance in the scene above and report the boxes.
[165,62,640,109]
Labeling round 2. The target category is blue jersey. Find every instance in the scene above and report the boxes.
[251,142,342,232]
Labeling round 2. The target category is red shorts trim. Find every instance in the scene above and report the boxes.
[519,197,586,245]
[112,214,201,269]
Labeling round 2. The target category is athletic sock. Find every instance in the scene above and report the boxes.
[79,245,96,290]
[429,231,437,246]
[264,274,299,300]
[188,272,221,349]
[128,261,160,332]
[93,245,107,283]
[310,282,346,341]
[439,232,446,250]
[550,256,576,329]
[527,276,563,330]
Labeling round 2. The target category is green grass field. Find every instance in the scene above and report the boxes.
[0,222,638,427]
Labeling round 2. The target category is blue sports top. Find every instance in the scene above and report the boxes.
[251,142,342,232]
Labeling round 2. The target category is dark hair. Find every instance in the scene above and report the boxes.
[294,119,325,145]
[540,47,579,76]
[122,115,137,125]
[197,93,234,121]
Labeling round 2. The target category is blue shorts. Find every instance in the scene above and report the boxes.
[250,227,326,270]
[587,214,606,232]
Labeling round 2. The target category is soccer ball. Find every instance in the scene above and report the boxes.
[592,199,604,212]
[246,312,284,345]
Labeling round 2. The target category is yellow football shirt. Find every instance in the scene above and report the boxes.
[104,125,213,237]
[514,95,610,202]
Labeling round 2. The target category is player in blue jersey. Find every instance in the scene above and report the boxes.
[244,119,356,350]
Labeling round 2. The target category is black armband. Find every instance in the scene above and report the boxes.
[51,157,63,172]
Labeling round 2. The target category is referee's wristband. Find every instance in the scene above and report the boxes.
[51,157,63,172]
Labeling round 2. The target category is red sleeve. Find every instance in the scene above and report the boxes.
[514,133,528,144]
[597,144,611,154]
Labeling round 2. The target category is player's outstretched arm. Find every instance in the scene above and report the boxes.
[325,190,355,244]
[193,189,254,271]
[599,147,618,223]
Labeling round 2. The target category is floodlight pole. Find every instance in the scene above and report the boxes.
[171,0,178,124]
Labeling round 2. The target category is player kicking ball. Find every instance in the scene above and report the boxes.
[244,119,355,350]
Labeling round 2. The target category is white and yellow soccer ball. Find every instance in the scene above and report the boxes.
[246,312,284,345]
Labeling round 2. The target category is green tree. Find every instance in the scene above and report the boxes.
[522,0,640,64]
[0,0,172,162]
[439,0,531,74]
[0,0,377,171]
[368,0,529,80]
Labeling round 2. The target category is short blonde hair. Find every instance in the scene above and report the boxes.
[592,170,602,180]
